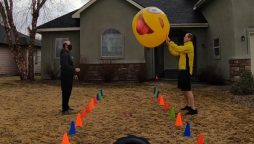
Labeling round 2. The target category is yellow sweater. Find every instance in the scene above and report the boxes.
[167,41,194,75]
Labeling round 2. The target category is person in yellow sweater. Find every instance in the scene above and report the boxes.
[166,33,198,115]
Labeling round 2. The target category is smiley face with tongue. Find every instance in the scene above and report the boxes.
[132,7,170,48]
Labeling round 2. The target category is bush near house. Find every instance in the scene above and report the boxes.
[198,65,225,85]
[230,72,254,95]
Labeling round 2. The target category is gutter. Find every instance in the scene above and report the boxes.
[193,0,207,10]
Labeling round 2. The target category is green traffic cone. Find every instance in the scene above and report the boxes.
[98,93,103,100]
[168,107,176,119]
[154,89,159,98]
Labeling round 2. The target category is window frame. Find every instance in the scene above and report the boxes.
[100,29,124,59]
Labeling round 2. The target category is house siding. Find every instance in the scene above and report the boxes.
[41,31,80,79]
[200,0,235,79]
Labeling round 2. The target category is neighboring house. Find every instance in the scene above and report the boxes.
[0,25,41,75]
[193,0,254,80]
[38,0,209,81]
[37,0,254,81]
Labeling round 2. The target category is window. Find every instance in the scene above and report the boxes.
[55,38,69,58]
[101,29,123,58]
[213,38,220,58]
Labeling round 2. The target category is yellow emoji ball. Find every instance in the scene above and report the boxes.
[132,7,170,48]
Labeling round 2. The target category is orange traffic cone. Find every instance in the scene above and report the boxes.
[90,99,95,110]
[86,105,91,113]
[61,133,71,144]
[157,95,165,106]
[197,132,204,144]
[175,113,183,127]
[164,100,171,112]
[81,109,86,119]
[75,113,83,127]
[94,97,98,105]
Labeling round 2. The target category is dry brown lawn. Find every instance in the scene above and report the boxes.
[0,76,253,144]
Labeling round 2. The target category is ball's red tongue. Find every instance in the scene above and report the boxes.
[136,16,153,35]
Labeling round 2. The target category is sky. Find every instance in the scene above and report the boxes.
[13,0,89,34]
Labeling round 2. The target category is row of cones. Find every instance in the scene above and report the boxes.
[62,90,104,144]
[153,87,204,144]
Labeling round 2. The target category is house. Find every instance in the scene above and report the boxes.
[0,25,41,75]
[37,0,254,81]
[193,0,254,80]
[37,0,208,81]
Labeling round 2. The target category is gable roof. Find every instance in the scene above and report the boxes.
[37,0,208,31]
[132,0,207,24]
[193,0,210,10]
[72,0,143,18]
[0,25,41,47]
[37,10,80,29]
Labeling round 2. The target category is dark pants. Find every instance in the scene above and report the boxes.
[61,73,73,112]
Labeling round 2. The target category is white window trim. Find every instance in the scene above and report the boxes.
[213,37,221,59]
[100,29,124,59]
[213,38,221,59]
[54,38,69,59]
[247,28,254,55]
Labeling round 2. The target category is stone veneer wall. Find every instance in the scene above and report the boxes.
[79,63,146,81]
[229,59,251,80]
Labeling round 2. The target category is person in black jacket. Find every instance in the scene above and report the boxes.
[60,40,80,115]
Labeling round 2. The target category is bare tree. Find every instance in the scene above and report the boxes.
[0,0,28,80]
[0,0,84,80]
[0,0,48,80]
[27,0,47,80]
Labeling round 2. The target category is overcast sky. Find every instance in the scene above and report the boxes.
[13,0,88,34]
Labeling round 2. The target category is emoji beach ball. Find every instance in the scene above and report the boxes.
[132,7,170,48]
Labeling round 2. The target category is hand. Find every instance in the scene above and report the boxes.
[74,75,79,80]
[167,37,171,42]
[75,68,80,73]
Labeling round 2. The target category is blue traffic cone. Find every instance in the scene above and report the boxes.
[69,121,76,135]
[184,122,191,137]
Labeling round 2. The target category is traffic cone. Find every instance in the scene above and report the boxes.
[175,113,183,127]
[154,89,159,98]
[81,109,86,119]
[61,133,71,144]
[197,132,204,144]
[69,121,76,135]
[94,96,98,105]
[155,75,159,80]
[157,95,165,106]
[100,89,104,97]
[90,99,95,109]
[86,105,91,113]
[168,107,176,119]
[153,87,156,94]
[75,113,83,127]
[184,122,191,137]
[97,93,103,101]
[164,100,171,112]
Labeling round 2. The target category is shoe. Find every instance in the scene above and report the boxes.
[181,106,191,111]
[62,110,72,115]
[186,108,198,115]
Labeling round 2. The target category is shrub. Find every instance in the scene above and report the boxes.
[230,71,254,95]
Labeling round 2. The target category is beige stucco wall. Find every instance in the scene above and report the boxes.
[200,0,235,79]
[79,0,144,64]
